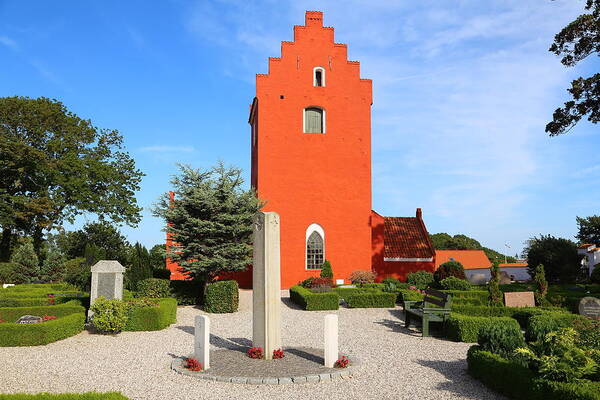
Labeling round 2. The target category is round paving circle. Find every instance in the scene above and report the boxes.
[171,346,359,384]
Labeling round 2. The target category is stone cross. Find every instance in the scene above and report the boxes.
[324,314,338,368]
[252,211,282,360]
[89,260,125,319]
[194,315,210,369]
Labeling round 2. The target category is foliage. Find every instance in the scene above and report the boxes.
[591,266,600,284]
[526,312,586,343]
[534,264,549,306]
[39,248,66,282]
[90,297,129,334]
[440,276,472,291]
[524,235,581,283]
[406,270,434,289]
[299,277,315,288]
[335,356,350,368]
[153,163,262,282]
[0,96,143,261]
[0,393,129,399]
[344,291,396,308]
[135,278,171,298]
[309,277,333,290]
[348,270,375,286]
[53,222,130,263]
[320,260,333,279]
[488,262,504,306]
[0,262,17,284]
[477,323,525,359]
[125,243,152,290]
[515,328,597,382]
[546,0,600,136]
[573,318,600,350]
[148,244,167,274]
[123,298,177,331]
[10,240,39,284]
[247,347,263,359]
[0,311,85,346]
[382,277,401,292]
[445,313,521,343]
[289,285,339,310]
[398,288,425,302]
[434,261,466,284]
[185,357,203,371]
[204,280,239,313]
[467,346,600,400]
[63,257,90,291]
[430,232,516,264]
[577,215,600,245]
[169,280,203,305]
[272,349,284,359]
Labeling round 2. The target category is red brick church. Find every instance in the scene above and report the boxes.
[167,11,435,288]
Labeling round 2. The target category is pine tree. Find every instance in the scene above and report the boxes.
[534,264,548,306]
[488,262,503,306]
[40,248,66,282]
[10,240,40,283]
[320,260,333,279]
[126,242,152,290]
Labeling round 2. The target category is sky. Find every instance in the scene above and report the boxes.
[0,0,598,256]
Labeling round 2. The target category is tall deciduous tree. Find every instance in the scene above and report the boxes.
[576,215,600,244]
[523,235,581,282]
[53,222,130,263]
[546,0,600,135]
[153,163,262,283]
[0,96,143,260]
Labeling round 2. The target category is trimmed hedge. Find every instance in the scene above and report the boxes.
[169,280,203,305]
[0,302,84,322]
[289,285,339,310]
[344,291,396,308]
[526,312,586,342]
[398,289,424,303]
[0,313,85,346]
[135,278,171,298]
[0,393,129,400]
[467,346,600,400]
[0,295,88,308]
[124,298,177,331]
[204,280,239,313]
[334,287,379,298]
[445,313,521,343]
[442,290,488,305]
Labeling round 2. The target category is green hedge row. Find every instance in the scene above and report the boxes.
[0,295,88,308]
[0,302,85,322]
[442,290,488,305]
[124,298,177,331]
[289,285,339,310]
[397,289,424,302]
[344,292,396,308]
[204,280,239,313]
[445,313,521,343]
[0,312,85,346]
[467,347,600,400]
[0,393,129,400]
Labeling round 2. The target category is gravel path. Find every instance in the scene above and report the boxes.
[0,290,503,399]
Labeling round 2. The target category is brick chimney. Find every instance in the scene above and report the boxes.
[416,208,422,219]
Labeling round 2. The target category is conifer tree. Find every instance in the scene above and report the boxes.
[153,163,263,283]
[488,262,503,306]
[40,248,66,282]
[10,240,40,283]
[126,242,152,290]
[320,260,333,279]
[534,264,548,306]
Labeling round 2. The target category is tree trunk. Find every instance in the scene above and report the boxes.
[0,227,13,262]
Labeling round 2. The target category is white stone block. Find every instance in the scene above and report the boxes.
[252,211,282,360]
[88,260,125,320]
[194,315,210,369]
[324,314,338,368]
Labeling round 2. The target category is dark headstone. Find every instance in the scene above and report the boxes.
[579,297,600,320]
[97,272,116,299]
[16,315,43,324]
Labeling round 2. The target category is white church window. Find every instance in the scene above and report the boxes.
[313,67,325,87]
[306,224,325,269]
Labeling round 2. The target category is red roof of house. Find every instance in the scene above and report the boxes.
[435,250,491,270]
[499,262,528,268]
[383,211,435,259]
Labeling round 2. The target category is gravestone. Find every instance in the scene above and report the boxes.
[504,291,535,307]
[579,297,600,320]
[252,211,282,360]
[194,315,210,369]
[324,314,338,368]
[16,315,42,324]
[89,260,125,319]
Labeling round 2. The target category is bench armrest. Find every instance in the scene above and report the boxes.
[403,301,423,310]
[422,307,451,313]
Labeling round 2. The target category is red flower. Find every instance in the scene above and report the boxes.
[334,356,350,368]
[42,315,57,321]
[272,349,284,359]
[247,347,264,359]
[185,357,203,371]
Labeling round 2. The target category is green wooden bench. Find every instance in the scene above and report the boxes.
[403,289,452,337]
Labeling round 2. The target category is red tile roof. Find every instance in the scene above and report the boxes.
[435,250,491,270]
[499,262,528,268]
[384,216,434,259]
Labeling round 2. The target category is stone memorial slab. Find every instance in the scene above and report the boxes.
[579,297,600,320]
[89,260,125,319]
[504,291,535,308]
[16,315,42,324]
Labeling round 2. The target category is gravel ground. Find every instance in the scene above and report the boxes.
[0,290,503,400]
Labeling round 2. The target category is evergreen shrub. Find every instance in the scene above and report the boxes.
[204,280,239,313]
[124,298,177,331]
[289,285,339,310]
[440,276,472,291]
[406,270,434,289]
[398,289,425,302]
[477,323,525,358]
[0,262,17,284]
[90,297,129,333]
[169,280,203,305]
[434,261,466,283]
[135,278,171,298]
[591,266,600,284]
[344,292,396,308]
[445,313,521,343]
[525,312,585,342]
[320,260,333,279]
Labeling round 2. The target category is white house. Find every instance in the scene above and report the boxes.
[578,244,600,277]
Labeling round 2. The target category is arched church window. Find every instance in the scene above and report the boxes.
[313,67,325,87]
[306,231,324,269]
[304,107,325,133]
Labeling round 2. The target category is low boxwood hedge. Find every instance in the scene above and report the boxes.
[0,302,85,321]
[467,346,600,400]
[289,285,339,310]
[398,289,425,303]
[344,291,396,308]
[0,393,129,399]
[445,313,521,343]
[525,312,586,343]
[124,298,177,331]
[204,280,239,313]
[0,313,85,346]
[442,290,488,305]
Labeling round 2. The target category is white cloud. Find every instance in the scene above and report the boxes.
[0,35,18,50]
[139,145,196,153]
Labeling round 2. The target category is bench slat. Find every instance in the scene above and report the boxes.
[423,296,446,308]
[425,288,448,299]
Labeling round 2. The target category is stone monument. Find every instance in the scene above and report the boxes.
[252,211,282,360]
[194,315,210,369]
[89,260,125,318]
[579,297,600,320]
[504,291,535,308]
[324,314,338,368]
